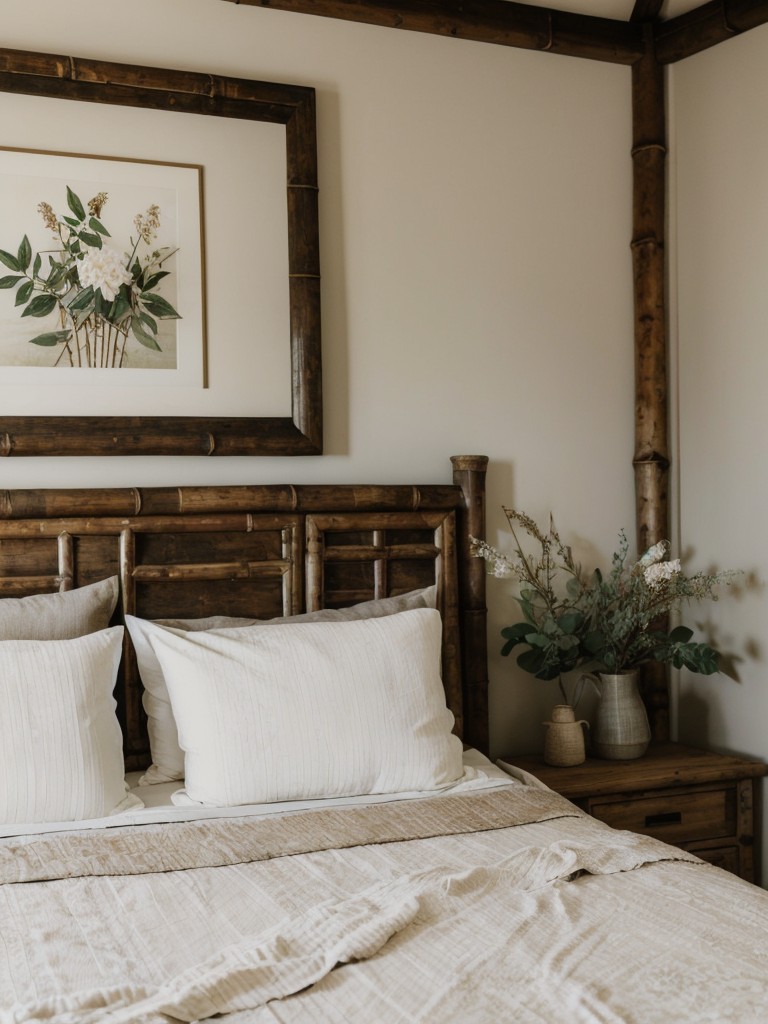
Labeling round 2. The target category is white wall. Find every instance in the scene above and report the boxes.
[671,24,768,882]
[1,0,635,757]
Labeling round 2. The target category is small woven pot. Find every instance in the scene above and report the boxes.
[543,705,588,767]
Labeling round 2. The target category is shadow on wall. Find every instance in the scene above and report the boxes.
[677,690,711,747]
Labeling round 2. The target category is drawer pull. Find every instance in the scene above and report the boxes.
[645,811,682,827]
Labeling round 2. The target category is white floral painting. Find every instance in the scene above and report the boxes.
[0,148,205,386]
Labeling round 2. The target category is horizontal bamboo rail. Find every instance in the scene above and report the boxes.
[0,486,462,520]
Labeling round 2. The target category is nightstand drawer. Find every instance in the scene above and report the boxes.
[508,745,766,882]
[692,845,741,874]
[589,786,735,844]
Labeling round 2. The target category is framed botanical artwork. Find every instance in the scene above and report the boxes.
[0,48,322,457]
[0,148,205,384]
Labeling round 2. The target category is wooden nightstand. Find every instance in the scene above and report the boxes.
[507,743,767,883]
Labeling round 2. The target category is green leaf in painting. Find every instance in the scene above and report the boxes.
[67,286,94,312]
[66,187,86,221]
[17,235,32,271]
[141,270,169,292]
[29,330,71,347]
[130,315,162,351]
[21,293,57,318]
[46,267,67,292]
[109,294,132,323]
[138,310,158,334]
[32,253,41,278]
[89,217,110,236]
[79,231,103,249]
[0,275,23,289]
[0,249,21,272]
[141,292,180,319]
[15,281,34,306]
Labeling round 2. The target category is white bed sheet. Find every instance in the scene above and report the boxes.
[0,748,516,839]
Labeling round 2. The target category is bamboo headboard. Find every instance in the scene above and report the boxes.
[0,455,489,768]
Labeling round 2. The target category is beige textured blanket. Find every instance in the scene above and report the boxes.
[0,785,583,884]
[2,785,767,1024]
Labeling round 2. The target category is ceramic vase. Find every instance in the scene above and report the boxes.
[588,670,651,760]
[543,704,589,767]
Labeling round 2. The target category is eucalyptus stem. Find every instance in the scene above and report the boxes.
[558,675,569,704]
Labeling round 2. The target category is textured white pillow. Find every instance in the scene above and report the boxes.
[126,586,436,784]
[0,577,118,640]
[0,627,139,825]
[146,608,462,805]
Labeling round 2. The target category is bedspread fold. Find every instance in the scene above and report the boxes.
[0,786,584,884]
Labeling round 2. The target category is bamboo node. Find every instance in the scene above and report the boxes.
[722,2,740,36]
[543,11,554,50]
[130,488,142,516]
[631,142,667,157]
[633,451,671,470]
[630,235,664,250]
[0,433,12,457]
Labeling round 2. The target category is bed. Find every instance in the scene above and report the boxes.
[1,454,767,1024]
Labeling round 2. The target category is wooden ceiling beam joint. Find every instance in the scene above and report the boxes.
[630,0,665,23]
[654,0,768,63]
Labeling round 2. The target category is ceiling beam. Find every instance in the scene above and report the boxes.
[655,0,768,63]
[223,0,644,64]
[630,0,664,22]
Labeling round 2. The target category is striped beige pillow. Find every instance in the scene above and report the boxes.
[126,586,437,784]
[0,627,137,825]
[0,577,118,640]
[147,608,462,806]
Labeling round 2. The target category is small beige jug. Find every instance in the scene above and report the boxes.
[543,705,588,767]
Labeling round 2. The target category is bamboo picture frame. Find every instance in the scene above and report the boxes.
[0,47,322,457]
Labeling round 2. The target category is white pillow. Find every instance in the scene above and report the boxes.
[126,586,436,784]
[0,627,139,825]
[146,608,462,805]
[0,577,119,640]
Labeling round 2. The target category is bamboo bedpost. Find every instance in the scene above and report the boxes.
[451,455,489,753]
[631,25,670,742]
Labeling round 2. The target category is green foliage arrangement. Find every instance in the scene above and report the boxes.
[472,507,739,702]
[0,187,180,368]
